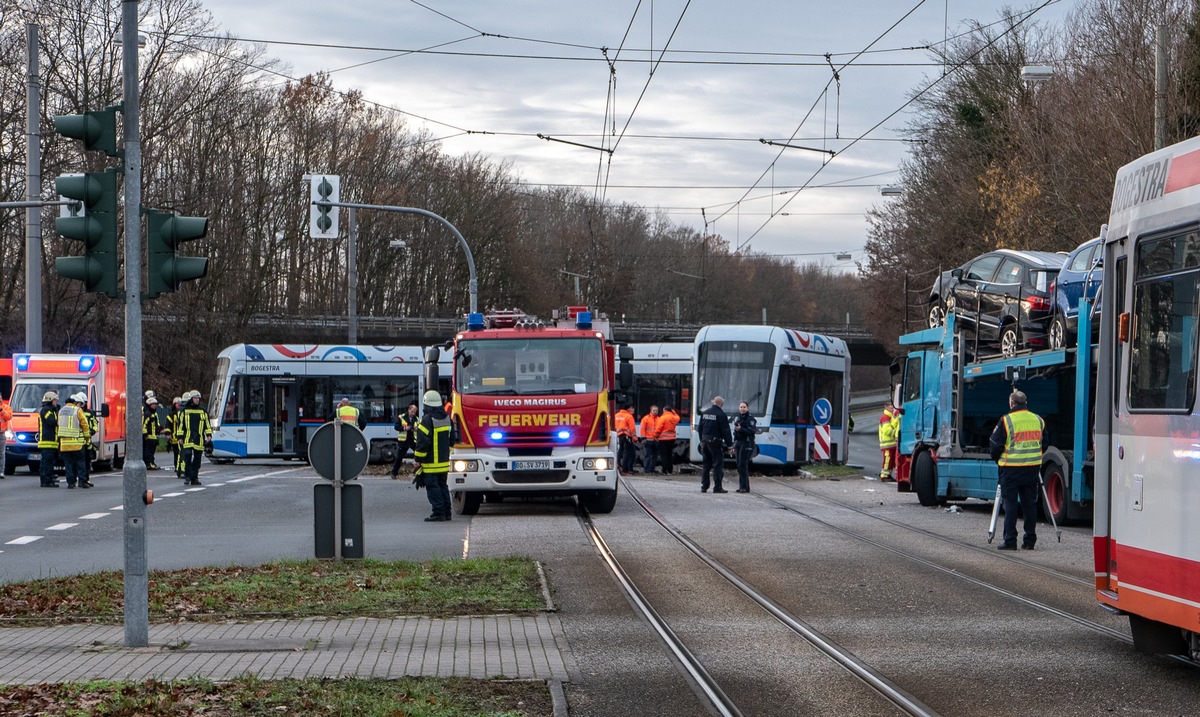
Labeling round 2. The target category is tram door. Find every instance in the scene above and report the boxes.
[270,378,298,455]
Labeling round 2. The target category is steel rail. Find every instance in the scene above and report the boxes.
[621,480,944,717]
[576,506,744,717]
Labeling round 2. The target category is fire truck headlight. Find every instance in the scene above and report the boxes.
[452,459,479,472]
[556,430,571,441]
[3,429,12,441]
[582,457,609,471]
[489,431,504,442]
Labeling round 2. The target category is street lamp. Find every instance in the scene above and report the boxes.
[879,185,903,197]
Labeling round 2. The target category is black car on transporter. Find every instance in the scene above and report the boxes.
[927,249,1067,356]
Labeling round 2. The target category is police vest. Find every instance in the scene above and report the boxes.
[998,410,1044,467]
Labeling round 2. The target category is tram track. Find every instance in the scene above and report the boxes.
[578,482,946,717]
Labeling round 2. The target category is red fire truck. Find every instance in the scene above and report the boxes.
[438,306,632,515]
[5,354,128,474]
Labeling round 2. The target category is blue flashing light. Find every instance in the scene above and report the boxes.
[467,312,486,331]
[575,311,592,330]
[489,430,504,441]
[77,355,96,373]
[556,429,571,440]
[13,355,29,371]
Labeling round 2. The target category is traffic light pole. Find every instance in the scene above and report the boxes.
[120,0,149,648]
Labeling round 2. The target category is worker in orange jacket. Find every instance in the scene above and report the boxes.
[615,403,637,474]
[657,405,681,475]
[639,405,660,473]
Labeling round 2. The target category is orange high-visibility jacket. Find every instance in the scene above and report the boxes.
[657,410,680,441]
[639,413,659,441]
[615,409,636,438]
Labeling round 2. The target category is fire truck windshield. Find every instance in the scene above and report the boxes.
[457,338,604,396]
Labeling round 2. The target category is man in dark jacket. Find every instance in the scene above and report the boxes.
[391,402,419,479]
[733,400,758,493]
[697,396,733,493]
[414,390,453,521]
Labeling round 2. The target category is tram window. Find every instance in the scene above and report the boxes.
[810,369,844,425]
[1129,232,1200,411]
[247,377,267,422]
[299,378,330,421]
[223,377,241,422]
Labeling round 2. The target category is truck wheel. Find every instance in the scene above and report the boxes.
[452,491,482,516]
[581,488,618,514]
[913,451,940,507]
[1041,452,1070,526]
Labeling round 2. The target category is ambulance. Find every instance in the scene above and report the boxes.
[5,354,128,474]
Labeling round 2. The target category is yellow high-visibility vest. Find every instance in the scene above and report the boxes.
[998,410,1044,467]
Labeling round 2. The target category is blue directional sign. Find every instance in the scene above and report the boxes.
[813,397,832,426]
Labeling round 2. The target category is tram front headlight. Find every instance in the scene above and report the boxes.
[581,457,609,471]
[452,459,480,472]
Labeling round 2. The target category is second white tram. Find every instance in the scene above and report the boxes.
[207,344,426,464]
[628,342,693,459]
[691,325,850,466]
[1094,136,1200,658]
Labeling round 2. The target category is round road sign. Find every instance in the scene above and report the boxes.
[308,420,369,481]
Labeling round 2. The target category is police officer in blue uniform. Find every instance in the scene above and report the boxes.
[733,401,758,493]
[697,396,732,493]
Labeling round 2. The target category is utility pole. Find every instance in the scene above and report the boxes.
[26,23,41,352]
[1155,25,1169,151]
[348,207,357,344]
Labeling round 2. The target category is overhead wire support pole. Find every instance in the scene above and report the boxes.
[313,200,478,314]
[26,23,41,353]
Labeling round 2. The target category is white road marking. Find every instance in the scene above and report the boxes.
[205,483,224,487]
[46,523,78,531]
[226,468,305,484]
[184,487,205,492]
[110,505,124,511]
[79,513,109,519]
[159,492,185,498]
[5,536,41,545]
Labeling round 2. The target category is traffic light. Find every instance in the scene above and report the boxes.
[145,208,209,299]
[53,105,123,298]
[54,169,120,297]
[309,174,339,238]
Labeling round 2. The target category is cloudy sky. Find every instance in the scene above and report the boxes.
[193,0,1075,271]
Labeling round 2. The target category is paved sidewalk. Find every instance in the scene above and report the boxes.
[0,614,573,685]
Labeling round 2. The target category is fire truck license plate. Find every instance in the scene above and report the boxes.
[512,460,550,470]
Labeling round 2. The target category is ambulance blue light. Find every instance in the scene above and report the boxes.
[14,355,29,371]
[556,429,571,440]
[77,356,96,372]
[489,431,504,441]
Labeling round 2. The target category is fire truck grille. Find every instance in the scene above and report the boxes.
[492,470,570,485]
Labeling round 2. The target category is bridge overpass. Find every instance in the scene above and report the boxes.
[231,314,894,366]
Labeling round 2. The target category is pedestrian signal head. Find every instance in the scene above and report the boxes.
[42,391,58,402]
[423,390,442,407]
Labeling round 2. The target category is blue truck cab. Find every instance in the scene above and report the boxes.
[891,310,1096,524]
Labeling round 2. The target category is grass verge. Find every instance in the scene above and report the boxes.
[799,463,863,479]
[0,557,545,626]
[0,675,553,716]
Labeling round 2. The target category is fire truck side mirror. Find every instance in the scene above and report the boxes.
[100,402,111,418]
[617,345,634,391]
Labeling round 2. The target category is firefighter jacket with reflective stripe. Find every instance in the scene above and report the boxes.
[143,405,160,437]
[57,404,87,452]
[657,410,680,441]
[37,402,59,449]
[992,409,1045,467]
[175,406,212,450]
[639,413,659,441]
[414,406,452,473]
[878,407,898,449]
[615,409,636,439]
[167,408,181,445]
